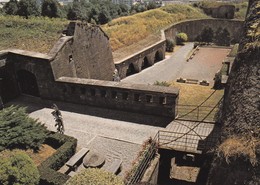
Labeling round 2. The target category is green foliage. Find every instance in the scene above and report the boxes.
[215,27,231,46]
[67,0,129,24]
[154,81,171,87]
[0,15,68,52]
[0,106,48,152]
[17,0,40,18]
[41,0,60,18]
[198,27,214,43]
[0,149,40,185]
[166,38,175,52]
[65,168,124,185]
[176,32,188,45]
[38,132,77,185]
[3,0,18,15]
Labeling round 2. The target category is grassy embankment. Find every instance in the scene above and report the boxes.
[0,16,68,53]
[103,4,207,51]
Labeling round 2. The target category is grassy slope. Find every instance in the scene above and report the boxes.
[0,16,68,53]
[102,4,207,51]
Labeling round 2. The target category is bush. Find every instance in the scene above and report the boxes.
[38,132,77,185]
[166,38,175,52]
[0,106,48,152]
[215,27,231,46]
[154,81,171,87]
[176,32,188,45]
[65,168,124,185]
[0,149,40,185]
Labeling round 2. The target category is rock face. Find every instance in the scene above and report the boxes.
[207,1,260,185]
[51,22,115,81]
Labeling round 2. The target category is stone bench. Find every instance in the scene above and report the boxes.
[103,158,122,174]
[186,79,198,84]
[66,148,89,170]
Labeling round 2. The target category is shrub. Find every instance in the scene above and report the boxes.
[176,32,188,45]
[38,132,77,185]
[0,106,48,152]
[166,38,175,52]
[0,149,40,185]
[154,81,171,87]
[65,168,124,185]
[215,27,231,46]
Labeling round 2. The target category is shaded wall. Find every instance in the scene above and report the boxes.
[164,19,244,44]
[50,22,115,81]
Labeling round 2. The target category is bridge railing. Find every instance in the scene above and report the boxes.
[176,104,220,123]
[125,135,158,185]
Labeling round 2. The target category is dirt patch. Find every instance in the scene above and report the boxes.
[25,144,56,166]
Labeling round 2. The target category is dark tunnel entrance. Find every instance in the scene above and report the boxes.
[17,70,39,97]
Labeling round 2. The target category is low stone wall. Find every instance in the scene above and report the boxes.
[115,19,244,80]
[115,30,166,79]
[164,18,244,43]
[48,77,179,118]
[141,154,160,184]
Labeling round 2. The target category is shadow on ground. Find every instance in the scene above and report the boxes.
[6,95,173,127]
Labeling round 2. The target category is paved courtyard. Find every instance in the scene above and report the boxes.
[123,44,230,85]
[7,96,168,176]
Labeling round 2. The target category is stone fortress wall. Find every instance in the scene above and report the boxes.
[0,18,244,118]
[0,23,179,118]
[115,18,244,79]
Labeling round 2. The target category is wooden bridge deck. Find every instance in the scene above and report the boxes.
[158,120,220,154]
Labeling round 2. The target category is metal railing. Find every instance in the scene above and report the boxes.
[176,104,220,123]
[126,135,158,185]
[157,129,219,154]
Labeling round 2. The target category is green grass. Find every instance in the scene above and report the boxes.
[0,16,68,53]
[102,4,207,51]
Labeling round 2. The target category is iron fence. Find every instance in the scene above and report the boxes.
[126,134,158,185]
[176,104,220,123]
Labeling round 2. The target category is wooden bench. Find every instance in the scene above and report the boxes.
[103,158,122,174]
[66,148,89,170]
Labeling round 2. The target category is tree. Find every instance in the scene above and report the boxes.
[215,27,231,46]
[41,0,60,18]
[0,106,48,152]
[17,0,40,18]
[200,27,214,43]
[3,0,18,15]
[65,168,124,185]
[176,32,188,45]
[147,1,157,10]
[98,7,111,24]
[166,38,175,52]
[0,150,40,185]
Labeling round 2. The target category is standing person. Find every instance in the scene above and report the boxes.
[51,104,64,134]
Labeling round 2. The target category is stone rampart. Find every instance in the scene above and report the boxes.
[0,49,179,118]
[115,31,166,79]
[164,18,244,43]
[115,19,244,79]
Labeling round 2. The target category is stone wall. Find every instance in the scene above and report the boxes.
[50,22,115,81]
[164,19,244,44]
[115,19,243,79]
[50,77,179,118]
[115,32,166,79]
[0,49,179,118]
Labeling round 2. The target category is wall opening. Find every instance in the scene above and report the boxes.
[141,57,150,70]
[126,63,137,76]
[155,51,163,63]
[16,70,39,97]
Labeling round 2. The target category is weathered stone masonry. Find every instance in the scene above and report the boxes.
[0,23,179,118]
